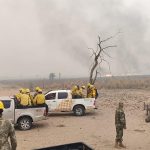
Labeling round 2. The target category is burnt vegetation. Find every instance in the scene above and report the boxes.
[88,33,119,84]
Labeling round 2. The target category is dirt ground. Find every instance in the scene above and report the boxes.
[2,89,150,150]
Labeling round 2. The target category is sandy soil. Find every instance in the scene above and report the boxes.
[2,89,150,150]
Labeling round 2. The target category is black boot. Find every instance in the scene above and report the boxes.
[119,141,126,148]
[115,139,120,148]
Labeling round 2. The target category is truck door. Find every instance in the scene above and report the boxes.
[2,100,14,123]
[45,92,57,111]
[57,92,72,111]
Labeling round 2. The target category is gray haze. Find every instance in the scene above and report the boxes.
[0,0,150,79]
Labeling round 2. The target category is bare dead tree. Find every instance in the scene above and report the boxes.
[89,34,118,84]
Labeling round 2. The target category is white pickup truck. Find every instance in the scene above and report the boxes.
[45,90,96,116]
[0,97,46,130]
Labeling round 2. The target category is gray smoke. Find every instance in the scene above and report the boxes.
[0,0,149,79]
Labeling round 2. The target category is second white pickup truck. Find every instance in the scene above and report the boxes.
[0,97,46,130]
[45,90,96,116]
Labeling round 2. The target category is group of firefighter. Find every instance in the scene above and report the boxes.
[14,87,48,114]
[71,83,98,99]
[14,83,98,113]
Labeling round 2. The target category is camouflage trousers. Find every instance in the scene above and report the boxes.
[116,125,123,142]
[0,141,11,150]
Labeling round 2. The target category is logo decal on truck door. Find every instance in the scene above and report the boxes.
[57,99,72,111]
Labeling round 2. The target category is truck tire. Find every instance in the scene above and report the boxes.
[18,117,32,130]
[73,105,85,116]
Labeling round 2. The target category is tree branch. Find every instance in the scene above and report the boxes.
[100,31,121,43]
[102,45,117,50]
[88,48,96,57]
[102,51,112,58]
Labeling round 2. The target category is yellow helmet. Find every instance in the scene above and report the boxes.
[26,89,30,93]
[87,83,91,87]
[22,89,26,94]
[0,101,4,110]
[35,87,40,91]
[38,88,42,93]
[81,86,85,89]
[90,85,94,88]
[73,86,78,90]
[19,88,24,93]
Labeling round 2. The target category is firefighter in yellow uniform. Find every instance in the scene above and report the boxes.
[19,89,32,108]
[79,86,86,98]
[87,83,91,98]
[15,88,24,102]
[33,89,48,115]
[87,84,96,98]
[71,86,78,98]
[91,85,96,98]
[26,89,33,105]
[33,89,45,105]
[33,86,40,98]
[71,85,81,98]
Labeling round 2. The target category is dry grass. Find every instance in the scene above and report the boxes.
[1,75,150,91]
[97,76,150,89]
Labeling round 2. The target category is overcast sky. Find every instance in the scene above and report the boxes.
[0,0,150,79]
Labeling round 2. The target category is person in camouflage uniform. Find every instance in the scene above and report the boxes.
[115,102,126,148]
[0,101,17,150]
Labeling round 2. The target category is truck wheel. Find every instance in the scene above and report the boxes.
[18,117,32,130]
[73,105,85,116]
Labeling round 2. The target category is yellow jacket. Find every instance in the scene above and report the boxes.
[72,89,81,96]
[92,87,96,98]
[15,93,22,101]
[20,94,31,106]
[87,87,96,98]
[79,88,85,98]
[33,94,45,105]
[87,87,92,98]
[71,86,77,95]
[27,94,33,101]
